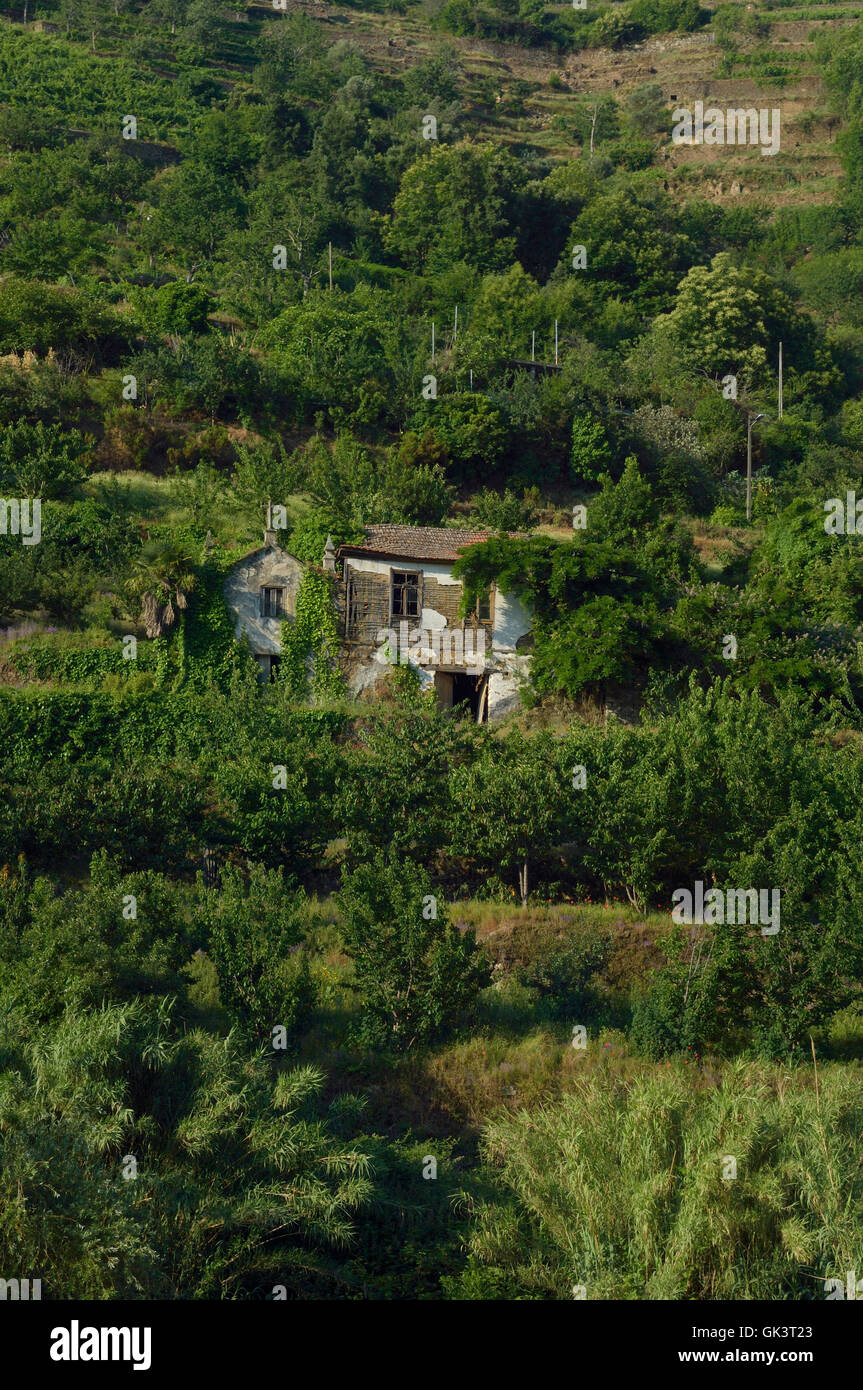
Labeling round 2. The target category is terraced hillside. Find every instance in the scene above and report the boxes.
[296,0,860,208]
[1,0,863,1318]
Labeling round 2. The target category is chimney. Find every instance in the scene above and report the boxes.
[323,535,336,572]
[263,528,277,549]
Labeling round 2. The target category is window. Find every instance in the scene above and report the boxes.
[260,586,284,618]
[476,588,492,622]
[391,570,421,619]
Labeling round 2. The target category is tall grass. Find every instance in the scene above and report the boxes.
[463,1059,863,1299]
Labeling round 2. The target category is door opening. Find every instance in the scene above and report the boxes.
[440,671,487,722]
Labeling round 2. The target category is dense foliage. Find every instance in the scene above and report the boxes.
[1,0,861,1303]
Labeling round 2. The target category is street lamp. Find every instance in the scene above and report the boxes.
[746,412,764,523]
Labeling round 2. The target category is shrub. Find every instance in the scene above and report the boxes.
[338,856,490,1052]
[201,862,316,1044]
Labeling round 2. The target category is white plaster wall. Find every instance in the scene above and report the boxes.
[487,656,531,718]
[224,547,303,656]
[345,556,461,585]
[492,590,532,651]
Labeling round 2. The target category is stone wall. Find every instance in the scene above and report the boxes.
[223,545,303,656]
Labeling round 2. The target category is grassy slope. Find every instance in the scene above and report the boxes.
[275,896,863,1144]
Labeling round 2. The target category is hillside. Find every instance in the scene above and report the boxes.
[1,0,862,1323]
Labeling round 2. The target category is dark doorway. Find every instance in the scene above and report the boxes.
[451,671,483,721]
[268,656,282,683]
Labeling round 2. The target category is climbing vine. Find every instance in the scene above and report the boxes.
[182,546,258,689]
[281,569,344,703]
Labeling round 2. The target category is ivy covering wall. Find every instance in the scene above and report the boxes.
[281,568,344,703]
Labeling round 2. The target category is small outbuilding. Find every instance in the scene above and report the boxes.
[223,529,302,681]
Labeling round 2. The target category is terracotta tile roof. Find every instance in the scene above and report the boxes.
[337,525,493,563]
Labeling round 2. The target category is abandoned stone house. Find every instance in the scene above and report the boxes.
[223,527,303,682]
[333,525,532,719]
[224,524,532,719]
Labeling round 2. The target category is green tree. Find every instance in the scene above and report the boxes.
[571,411,612,483]
[230,437,296,527]
[567,189,697,315]
[337,703,469,862]
[409,393,508,484]
[623,82,669,135]
[125,539,196,638]
[131,280,215,337]
[651,251,812,387]
[171,460,224,528]
[151,164,244,272]
[259,287,411,427]
[0,420,90,498]
[449,731,563,904]
[201,862,315,1042]
[387,141,522,274]
[338,856,490,1050]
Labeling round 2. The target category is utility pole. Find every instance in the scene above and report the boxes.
[746,412,764,523]
[554,319,559,366]
[531,330,535,362]
[328,242,333,291]
[453,305,458,344]
[778,342,783,420]
[431,321,435,362]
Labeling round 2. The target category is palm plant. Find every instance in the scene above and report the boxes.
[126,539,196,639]
[0,998,374,1299]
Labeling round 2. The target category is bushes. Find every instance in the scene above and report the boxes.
[0,420,91,499]
[472,486,538,532]
[410,393,508,484]
[518,920,612,1022]
[128,335,280,427]
[129,280,215,337]
[0,278,128,360]
[338,856,490,1051]
[201,863,316,1044]
[258,287,411,428]
[1,673,862,1060]
[0,851,201,1022]
[7,633,163,685]
[0,999,373,1299]
[0,757,204,871]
